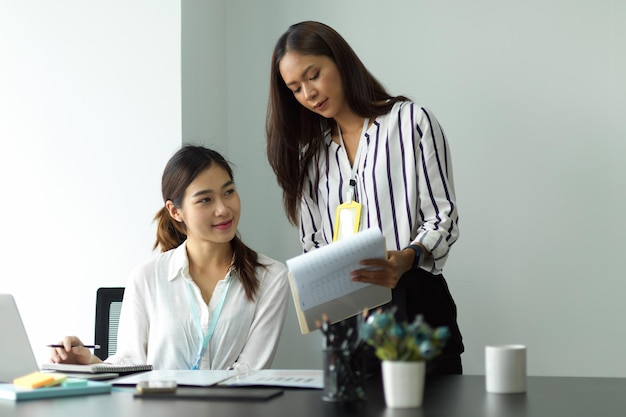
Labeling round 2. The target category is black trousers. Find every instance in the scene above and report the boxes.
[348,268,464,378]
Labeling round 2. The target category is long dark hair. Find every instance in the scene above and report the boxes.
[266,21,408,224]
[153,145,262,301]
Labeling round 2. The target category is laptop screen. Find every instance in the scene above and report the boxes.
[0,294,40,382]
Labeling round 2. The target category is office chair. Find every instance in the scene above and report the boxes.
[94,287,125,361]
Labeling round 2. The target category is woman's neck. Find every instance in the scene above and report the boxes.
[334,115,370,165]
[186,240,233,274]
[185,240,233,304]
[335,113,366,139]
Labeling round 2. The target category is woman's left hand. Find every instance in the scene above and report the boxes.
[350,249,415,288]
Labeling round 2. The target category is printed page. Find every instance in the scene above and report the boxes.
[220,369,323,389]
[111,370,232,387]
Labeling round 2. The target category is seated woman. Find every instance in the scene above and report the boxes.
[50,145,290,370]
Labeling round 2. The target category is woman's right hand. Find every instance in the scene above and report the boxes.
[49,336,101,364]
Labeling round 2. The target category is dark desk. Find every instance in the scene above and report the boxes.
[2,375,625,417]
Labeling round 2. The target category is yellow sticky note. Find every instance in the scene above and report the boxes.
[13,372,55,389]
[43,373,68,387]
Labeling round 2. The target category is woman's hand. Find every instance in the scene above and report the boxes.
[49,336,101,365]
[350,249,416,288]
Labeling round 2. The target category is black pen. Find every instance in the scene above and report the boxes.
[47,344,100,349]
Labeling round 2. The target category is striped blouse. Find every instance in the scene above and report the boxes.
[299,101,459,274]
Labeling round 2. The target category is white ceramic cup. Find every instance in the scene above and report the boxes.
[485,344,526,394]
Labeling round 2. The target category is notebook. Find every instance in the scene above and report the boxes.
[0,294,40,383]
[285,227,392,334]
[41,362,152,375]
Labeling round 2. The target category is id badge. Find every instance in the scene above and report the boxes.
[332,200,362,241]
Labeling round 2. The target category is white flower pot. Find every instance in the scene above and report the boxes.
[381,360,426,408]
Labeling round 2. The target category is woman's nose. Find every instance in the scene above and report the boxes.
[302,84,317,100]
[214,199,228,215]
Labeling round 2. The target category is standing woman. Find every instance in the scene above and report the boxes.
[51,145,289,370]
[266,21,463,376]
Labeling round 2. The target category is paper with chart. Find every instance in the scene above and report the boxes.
[286,227,391,334]
[220,369,323,389]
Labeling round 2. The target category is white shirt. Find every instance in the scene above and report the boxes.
[106,241,290,370]
[300,101,459,274]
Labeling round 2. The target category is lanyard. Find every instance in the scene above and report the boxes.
[186,273,232,370]
[337,118,369,202]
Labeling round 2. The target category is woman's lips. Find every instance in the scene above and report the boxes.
[214,220,233,230]
[314,99,328,111]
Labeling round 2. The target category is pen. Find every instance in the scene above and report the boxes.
[47,344,101,349]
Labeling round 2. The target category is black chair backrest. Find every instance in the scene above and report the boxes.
[94,287,125,361]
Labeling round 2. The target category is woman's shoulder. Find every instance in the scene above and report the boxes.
[127,245,184,283]
[256,253,288,275]
[380,100,439,124]
[250,253,289,299]
[134,246,179,268]
[388,99,427,113]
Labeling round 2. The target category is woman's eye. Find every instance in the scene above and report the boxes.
[309,71,319,81]
[292,86,301,94]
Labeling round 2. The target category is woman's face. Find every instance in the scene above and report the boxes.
[279,51,348,120]
[169,164,240,246]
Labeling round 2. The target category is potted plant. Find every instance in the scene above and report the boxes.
[360,307,450,408]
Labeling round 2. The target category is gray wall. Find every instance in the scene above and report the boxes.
[182,0,227,153]
[184,0,626,376]
[2,0,624,377]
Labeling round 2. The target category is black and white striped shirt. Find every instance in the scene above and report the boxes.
[300,101,459,274]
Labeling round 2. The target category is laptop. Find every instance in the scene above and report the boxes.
[0,294,122,382]
[0,294,40,383]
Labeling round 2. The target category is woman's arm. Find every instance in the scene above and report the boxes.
[411,106,459,274]
[299,173,330,252]
[232,261,290,370]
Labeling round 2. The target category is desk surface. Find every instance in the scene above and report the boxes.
[2,375,626,417]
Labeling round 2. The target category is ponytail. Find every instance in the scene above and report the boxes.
[231,234,265,302]
[153,206,187,252]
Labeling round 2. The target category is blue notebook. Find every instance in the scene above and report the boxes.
[0,379,112,401]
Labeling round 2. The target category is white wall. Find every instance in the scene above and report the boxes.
[211,0,626,376]
[0,1,182,365]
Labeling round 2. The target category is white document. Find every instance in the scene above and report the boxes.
[286,227,391,334]
[220,369,323,389]
[111,370,232,387]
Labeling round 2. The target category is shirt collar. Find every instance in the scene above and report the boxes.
[167,240,189,282]
[166,240,238,282]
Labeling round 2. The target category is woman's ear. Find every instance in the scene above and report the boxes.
[165,200,183,223]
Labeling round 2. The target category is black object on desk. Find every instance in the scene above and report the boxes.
[134,387,284,401]
[320,316,367,402]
